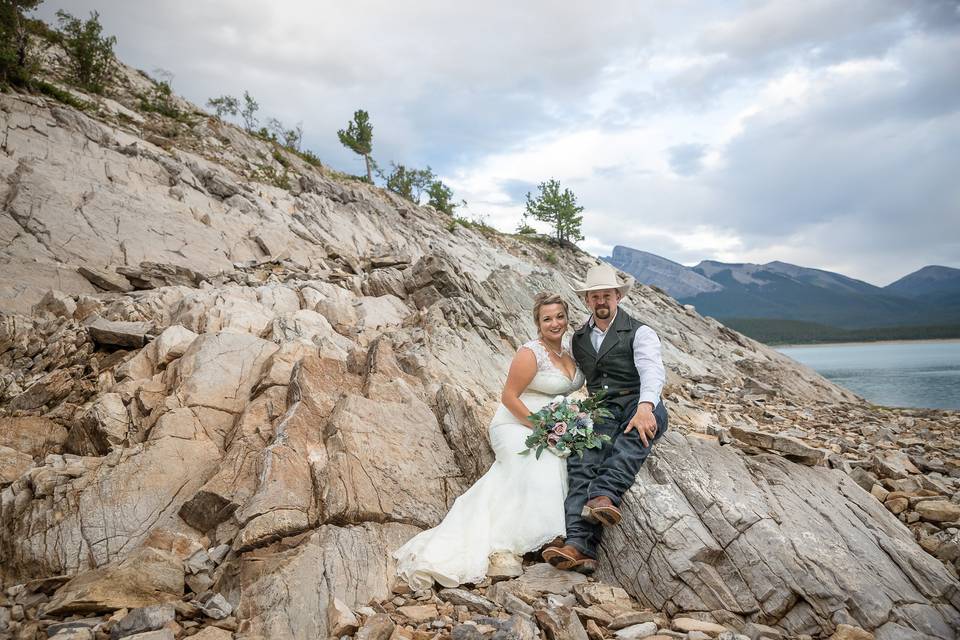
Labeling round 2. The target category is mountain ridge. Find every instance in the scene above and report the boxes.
[607,245,960,332]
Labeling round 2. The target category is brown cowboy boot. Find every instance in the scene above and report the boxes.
[538,536,565,555]
[581,495,622,527]
[541,544,597,574]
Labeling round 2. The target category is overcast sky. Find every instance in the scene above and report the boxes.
[35,1,960,286]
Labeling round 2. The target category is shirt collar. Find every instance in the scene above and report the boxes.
[588,310,618,331]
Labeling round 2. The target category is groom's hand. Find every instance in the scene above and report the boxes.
[625,402,657,447]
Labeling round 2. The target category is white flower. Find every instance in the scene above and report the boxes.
[553,395,565,404]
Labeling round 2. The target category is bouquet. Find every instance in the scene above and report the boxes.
[519,393,613,459]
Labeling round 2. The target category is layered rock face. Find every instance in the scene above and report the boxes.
[1,53,959,640]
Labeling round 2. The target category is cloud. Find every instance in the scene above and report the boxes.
[31,1,960,285]
[667,144,708,176]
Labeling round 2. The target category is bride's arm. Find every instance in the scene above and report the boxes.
[500,348,538,428]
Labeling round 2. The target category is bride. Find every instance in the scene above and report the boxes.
[394,292,586,589]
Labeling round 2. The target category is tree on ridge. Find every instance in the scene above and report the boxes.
[524,178,584,243]
[337,109,374,183]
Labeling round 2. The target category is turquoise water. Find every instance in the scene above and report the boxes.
[777,340,960,410]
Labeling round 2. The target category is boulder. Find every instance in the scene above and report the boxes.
[0,445,33,484]
[0,416,69,458]
[187,628,232,640]
[77,266,133,293]
[535,606,590,640]
[599,432,960,638]
[916,500,960,523]
[321,388,465,527]
[87,317,153,348]
[269,308,353,359]
[234,523,418,639]
[729,425,826,465]
[67,393,130,455]
[43,547,184,614]
[110,603,175,639]
[2,436,220,582]
[151,325,197,365]
[34,289,77,318]
[8,367,77,411]
[169,332,278,414]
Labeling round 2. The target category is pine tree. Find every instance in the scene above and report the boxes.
[524,179,584,243]
[337,109,374,183]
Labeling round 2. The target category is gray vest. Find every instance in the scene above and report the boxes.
[572,309,645,397]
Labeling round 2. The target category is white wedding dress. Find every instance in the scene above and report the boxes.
[394,338,585,590]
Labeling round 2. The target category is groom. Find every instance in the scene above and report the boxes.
[543,263,669,573]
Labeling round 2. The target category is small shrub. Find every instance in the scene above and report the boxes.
[271,148,290,168]
[545,250,558,264]
[295,148,322,168]
[516,222,537,234]
[56,10,116,94]
[207,94,239,118]
[258,163,291,190]
[35,79,90,110]
[139,81,183,119]
[449,213,497,236]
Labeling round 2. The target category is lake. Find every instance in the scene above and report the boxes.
[776,340,960,410]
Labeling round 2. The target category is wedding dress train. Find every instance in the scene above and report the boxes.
[394,339,585,589]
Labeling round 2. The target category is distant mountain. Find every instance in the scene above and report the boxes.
[605,247,721,298]
[884,265,960,298]
[605,246,960,332]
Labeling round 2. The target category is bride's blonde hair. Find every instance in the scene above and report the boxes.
[532,292,569,336]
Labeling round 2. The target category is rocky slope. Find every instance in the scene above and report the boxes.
[0,47,959,640]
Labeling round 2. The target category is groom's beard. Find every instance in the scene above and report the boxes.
[594,307,611,319]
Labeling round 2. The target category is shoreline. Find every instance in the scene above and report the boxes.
[774,338,960,349]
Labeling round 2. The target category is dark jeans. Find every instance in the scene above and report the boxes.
[564,395,668,557]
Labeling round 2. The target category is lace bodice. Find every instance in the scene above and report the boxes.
[520,337,585,397]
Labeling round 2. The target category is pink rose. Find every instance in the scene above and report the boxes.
[569,404,580,413]
[547,433,560,445]
[553,422,568,436]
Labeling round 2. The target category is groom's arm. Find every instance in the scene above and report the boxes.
[623,326,665,446]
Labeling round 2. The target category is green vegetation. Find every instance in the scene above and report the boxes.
[55,9,116,94]
[138,71,188,120]
[207,94,239,119]
[448,213,495,235]
[207,89,321,169]
[515,221,537,234]
[256,162,291,190]
[267,117,302,151]
[294,148,322,167]
[240,90,258,131]
[384,163,433,203]
[426,179,459,215]
[1,0,44,88]
[721,317,960,345]
[34,79,89,110]
[337,109,374,183]
[524,178,584,243]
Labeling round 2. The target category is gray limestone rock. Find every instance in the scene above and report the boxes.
[87,316,153,348]
[110,604,175,639]
[599,432,960,638]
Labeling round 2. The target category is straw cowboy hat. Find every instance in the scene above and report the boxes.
[573,263,632,296]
